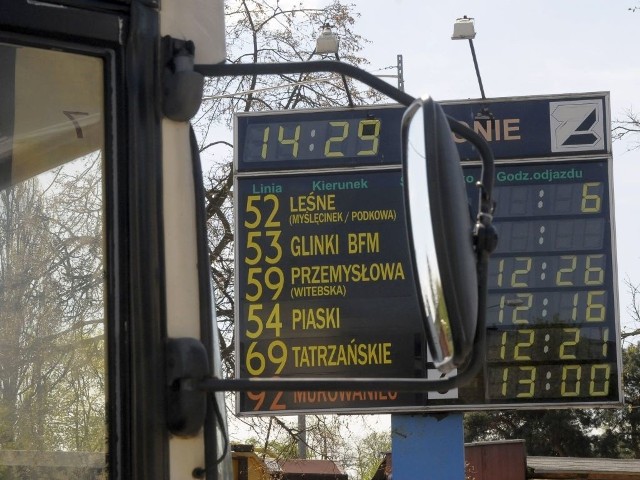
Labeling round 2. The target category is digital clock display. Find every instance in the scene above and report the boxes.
[485,326,613,363]
[244,118,382,161]
[485,322,616,400]
[493,218,605,252]
[486,290,609,326]
[235,106,405,171]
[488,253,608,288]
[486,362,613,400]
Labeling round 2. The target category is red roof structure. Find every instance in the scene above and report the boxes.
[277,459,348,480]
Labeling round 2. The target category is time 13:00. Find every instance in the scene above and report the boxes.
[487,363,613,400]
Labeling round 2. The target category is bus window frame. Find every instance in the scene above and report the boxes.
[0,32,121,478]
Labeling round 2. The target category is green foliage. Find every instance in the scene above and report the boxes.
[243,422,390,480]
[465,409,594,456]
[590,343,640,458]
[0,157,106,456]
[245,435,298,460]
[350,430,390,480]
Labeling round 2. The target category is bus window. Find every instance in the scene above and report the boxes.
[0,42,106,477]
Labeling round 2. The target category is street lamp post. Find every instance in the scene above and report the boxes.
[285,24,354,109]
[315,23,354,107]
[452,16,486,100]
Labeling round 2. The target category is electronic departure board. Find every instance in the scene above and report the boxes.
[440,92,622,409]
[459,160,619,405]
[234,93,622,415]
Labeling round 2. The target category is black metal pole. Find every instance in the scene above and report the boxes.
[335,52,354,107]
[468,39,486,99]
[397,54,405,92]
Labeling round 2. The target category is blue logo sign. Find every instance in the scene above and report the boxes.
[442,93,609,160]
[549,99,605,152]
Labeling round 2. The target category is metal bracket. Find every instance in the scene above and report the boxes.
[162,36,204,121]
[166,338,209,437]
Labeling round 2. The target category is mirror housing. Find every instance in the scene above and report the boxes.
[402,96,479,372]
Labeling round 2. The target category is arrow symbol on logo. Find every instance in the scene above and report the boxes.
[562,108,599,146]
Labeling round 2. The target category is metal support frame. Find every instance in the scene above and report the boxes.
[397,54,405,92]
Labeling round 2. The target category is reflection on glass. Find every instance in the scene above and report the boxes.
[405,104,455,370]
[0,43,106,477]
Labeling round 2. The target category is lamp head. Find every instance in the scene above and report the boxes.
[316,23,340,54]
[452,16,476,40]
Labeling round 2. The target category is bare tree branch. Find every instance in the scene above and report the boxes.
[613,107,640,150]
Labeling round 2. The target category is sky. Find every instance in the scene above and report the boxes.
[345,0,640,331]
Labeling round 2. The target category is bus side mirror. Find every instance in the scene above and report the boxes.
[402,96,479,372]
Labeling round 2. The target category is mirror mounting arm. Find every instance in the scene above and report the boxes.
[195,60,415,106]
[446,119,495,218]
[191,59,497,392]
[446,118,498,258]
